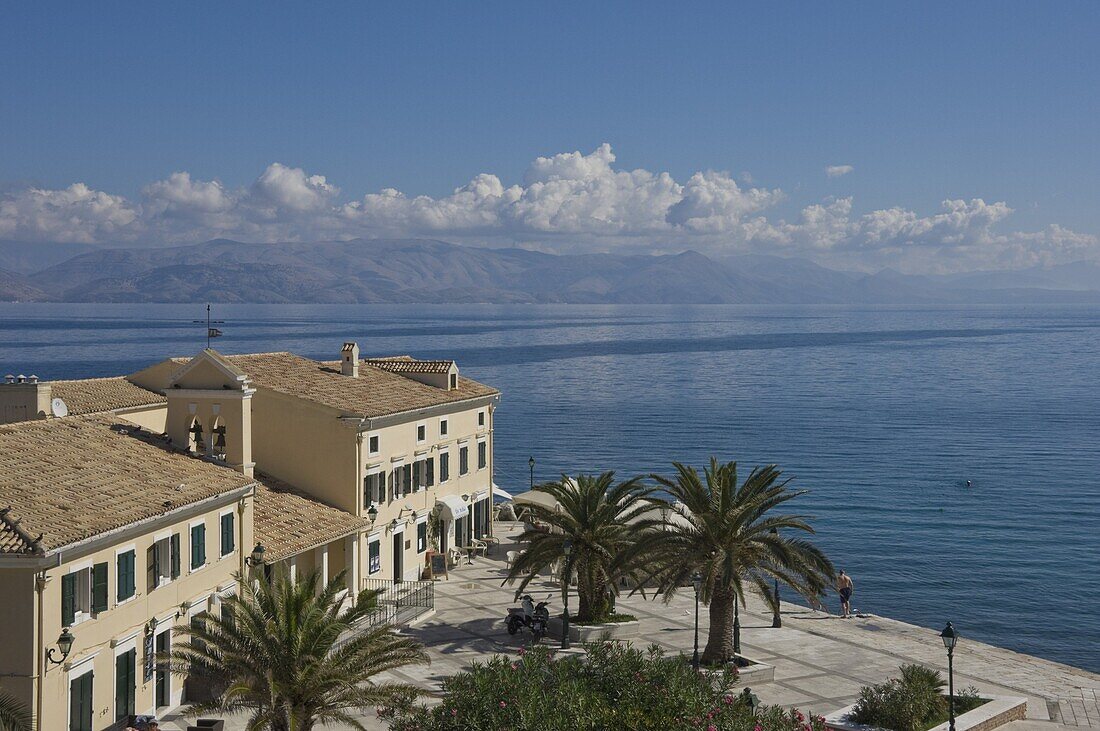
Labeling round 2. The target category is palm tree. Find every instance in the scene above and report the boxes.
[643,459,834,665]
[167,569,427,731]
[0,689,32,731]
[505,472,664,622]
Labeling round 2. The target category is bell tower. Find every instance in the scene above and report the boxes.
[164,349,255,476]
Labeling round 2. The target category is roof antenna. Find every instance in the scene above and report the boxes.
[193,304,225,349]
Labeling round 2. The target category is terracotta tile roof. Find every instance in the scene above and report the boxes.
[219,352,497,419]
[0,415,255,555]
[0,507,42,554]
[49,377,165,416]
[363,356,455,374]
[253,473,370,563]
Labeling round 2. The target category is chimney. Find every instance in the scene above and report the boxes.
[341,342,360,377]
[0,375,52,424]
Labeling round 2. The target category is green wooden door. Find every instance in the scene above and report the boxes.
[69,671,92,731]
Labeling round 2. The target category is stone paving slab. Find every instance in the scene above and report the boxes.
[160,523,1100,730]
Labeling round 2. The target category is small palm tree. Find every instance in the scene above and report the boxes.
[168,569,427,731]
[0,689,32,731]
[505,472,664,622]
[643,459,834,665]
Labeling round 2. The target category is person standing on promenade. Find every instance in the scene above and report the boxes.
[837,570,854,618]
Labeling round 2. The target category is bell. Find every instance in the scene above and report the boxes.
[214,428,226,449]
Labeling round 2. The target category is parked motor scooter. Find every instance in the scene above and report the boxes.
[505,594,550,642]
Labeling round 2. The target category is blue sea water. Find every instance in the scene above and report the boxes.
[2,303,1099,672]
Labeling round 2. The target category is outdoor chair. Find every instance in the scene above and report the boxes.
[505,550,520,568]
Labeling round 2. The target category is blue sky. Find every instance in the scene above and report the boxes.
[1,2,1098,272]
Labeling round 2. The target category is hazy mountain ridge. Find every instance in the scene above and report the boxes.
[1,238,1098,304]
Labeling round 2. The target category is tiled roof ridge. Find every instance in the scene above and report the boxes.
[0,505,44,555]
[46,375,140,385]
[170,350,295,363]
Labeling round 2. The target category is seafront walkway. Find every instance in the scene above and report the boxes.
[162,522,1100,730]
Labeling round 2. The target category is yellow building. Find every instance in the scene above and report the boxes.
[0,342,499,730]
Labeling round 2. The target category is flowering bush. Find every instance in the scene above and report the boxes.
[382,642,827,731]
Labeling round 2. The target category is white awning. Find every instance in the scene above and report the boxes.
[512,489,560,512]
[492,482,513,501]
[436,494,469,520]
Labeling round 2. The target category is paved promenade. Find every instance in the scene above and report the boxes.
[163,523,1100,730]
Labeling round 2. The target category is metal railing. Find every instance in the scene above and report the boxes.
[362,578,434,626]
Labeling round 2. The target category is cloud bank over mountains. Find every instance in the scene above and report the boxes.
[1,144,1095,273]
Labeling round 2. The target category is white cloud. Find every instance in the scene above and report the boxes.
[0,145,1095,273]
[0,183,138,243]
[826,165,854,178]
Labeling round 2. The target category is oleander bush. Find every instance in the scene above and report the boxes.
[381,641,827,731]
[850,664,985,731]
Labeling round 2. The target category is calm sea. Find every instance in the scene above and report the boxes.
[2,303,1098,672]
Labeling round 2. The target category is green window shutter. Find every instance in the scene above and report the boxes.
[71,671,93,731]
[115,648,135,720]
[221,513,234,556]
[61,573,76,627]
[192,524,206,569]
[91,562,108,613]
[170,533,180,579]
[117,551,135,602]
[426,458,435,486]
[147,545,158,591]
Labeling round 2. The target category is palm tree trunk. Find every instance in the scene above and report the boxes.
[702,586,736,665]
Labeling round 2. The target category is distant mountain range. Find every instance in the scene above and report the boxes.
[1,238,1098,304]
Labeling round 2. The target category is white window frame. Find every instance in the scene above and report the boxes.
[189,518,208,573]
[476,437,488,471]
[218,508,236,559]
[367,537,382,576]
[367,434,380,456]
[363,466,386,507]
[114,544,137,607]
[415,515,429,554]
[151,536,173,588]
[67,651,97,731]
[438,448,450,483]
[65,560,94,626]
[478,410,486,428]
[416,422,427,444]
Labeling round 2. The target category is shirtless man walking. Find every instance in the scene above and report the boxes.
[837,570,854,618]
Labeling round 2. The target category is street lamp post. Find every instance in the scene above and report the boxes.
[770,527,782,628]
[941,622,959,731]
[691,571,702,670]
[561,539,573,650]
[528,456,535,490]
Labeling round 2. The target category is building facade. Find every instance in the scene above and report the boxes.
[0,342,498,730]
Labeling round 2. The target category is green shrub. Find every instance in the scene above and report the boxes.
[572,612,638,626]
[850,664,985,731]
[381,642,827,731]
